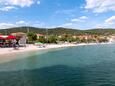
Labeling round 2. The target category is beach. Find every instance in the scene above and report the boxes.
[0,42,112,68]
[0,43,111,56]
[0,44,76,55]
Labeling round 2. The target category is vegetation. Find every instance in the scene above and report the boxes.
[97,37,108,43]
[0,26,111,44]
[38,36,46,43]
[0,26,115,36]
[27,32,37,43]
[47,35,57,43]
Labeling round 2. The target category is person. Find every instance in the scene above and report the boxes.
[16,41,19,47]
[12,39,19,50]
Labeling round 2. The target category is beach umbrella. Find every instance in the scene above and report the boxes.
[0,35,3,39]
[6,35,16,39]
[0,37,4,39]
[0,35,7,39]
[35,42,43,45]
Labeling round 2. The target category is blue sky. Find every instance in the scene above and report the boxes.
[0,0,115,29]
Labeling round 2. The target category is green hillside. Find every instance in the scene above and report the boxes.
[0,26,115,36]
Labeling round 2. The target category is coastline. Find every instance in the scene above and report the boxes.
[0,42,111,63]
[0,42,111,56]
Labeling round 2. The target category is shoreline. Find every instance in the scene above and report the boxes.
[0,42,111,64]
[0,42,111,56]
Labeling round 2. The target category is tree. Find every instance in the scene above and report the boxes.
[75,37,81,43]
[47,35,57,43]
[87,38,96,43]
[58,34,71,42]
[38,36,46,43]
[97,37,108,43]
[27,32,37,43]
[80,38,86,43]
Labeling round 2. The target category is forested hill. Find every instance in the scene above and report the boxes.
[0,26,115,36]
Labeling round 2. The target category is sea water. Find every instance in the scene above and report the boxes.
[0,44,115,86]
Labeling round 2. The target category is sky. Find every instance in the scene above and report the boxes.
[0,0,115,29]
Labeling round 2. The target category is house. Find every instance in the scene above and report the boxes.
[11,32,27,46]
[75,35,96,40]
[36,34,45,39]
[58,35,62,38]
[108,35,115,43]
[11,32,26,37]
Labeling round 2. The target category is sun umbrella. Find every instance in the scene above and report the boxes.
[35,42,43,45]
[0,35,3,39]
[6,35,16,39]
[0,35,6,39]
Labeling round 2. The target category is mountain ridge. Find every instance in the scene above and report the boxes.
[0,26,115,35]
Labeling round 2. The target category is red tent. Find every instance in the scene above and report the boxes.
[6,35,16,40]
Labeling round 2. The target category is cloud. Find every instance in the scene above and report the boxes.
[60,23,73,27]
[0,6,17,11]
[0,23,16,29]
[0,20,45,29]
[92,16,115,29]
[85,0,115,13]
[58,16,88,28]
[71,16,88,22]
[1,0,34,7]
[37,1,40,5]
[79,16,88,19]
[105,16,115,24]
[71,19,83,22]
[0,0,40,11]
[16,20,27,25]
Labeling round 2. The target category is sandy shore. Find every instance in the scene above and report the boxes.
[0,42,111,63]
[0,44,76,55]
[0,42,111,56]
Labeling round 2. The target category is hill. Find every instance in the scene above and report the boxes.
[0,26,115,36]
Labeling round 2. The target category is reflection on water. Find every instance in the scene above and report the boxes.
[0,44,115,86]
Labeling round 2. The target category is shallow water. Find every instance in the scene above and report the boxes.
[0,44,115,86]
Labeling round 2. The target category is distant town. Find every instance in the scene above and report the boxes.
[0,27,115,46]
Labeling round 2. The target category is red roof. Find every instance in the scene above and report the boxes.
[37,34,44,36]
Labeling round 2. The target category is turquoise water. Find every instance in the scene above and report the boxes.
[0,44,115,86]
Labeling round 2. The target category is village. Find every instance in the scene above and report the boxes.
[0,31,114,48]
